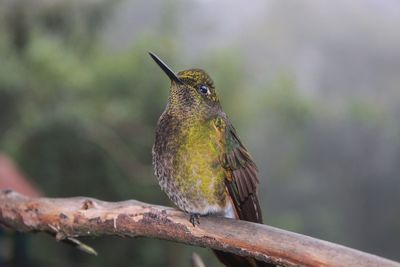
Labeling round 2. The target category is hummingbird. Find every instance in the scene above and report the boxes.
[150,52,273,267]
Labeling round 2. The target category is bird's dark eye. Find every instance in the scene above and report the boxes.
[198,85,210,95]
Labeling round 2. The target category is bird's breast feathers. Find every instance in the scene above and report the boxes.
[153,116,231,214]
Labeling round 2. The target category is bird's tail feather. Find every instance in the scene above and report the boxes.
[213,193,275,267]
[213,250,274,267]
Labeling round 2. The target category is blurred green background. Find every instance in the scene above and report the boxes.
[1,0,400,266]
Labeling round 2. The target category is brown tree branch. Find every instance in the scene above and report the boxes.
[0,190,398,267]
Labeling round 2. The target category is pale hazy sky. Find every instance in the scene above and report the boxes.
[103,0,400,103]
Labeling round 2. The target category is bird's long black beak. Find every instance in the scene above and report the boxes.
[149,52,182,84]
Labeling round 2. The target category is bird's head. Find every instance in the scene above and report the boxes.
[149,52,221,117]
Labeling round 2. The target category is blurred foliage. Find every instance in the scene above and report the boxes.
[0,0,399,266]
[0,2,186,266]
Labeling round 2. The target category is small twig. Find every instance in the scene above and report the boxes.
[0,190,399,267]
[48,224,98,256]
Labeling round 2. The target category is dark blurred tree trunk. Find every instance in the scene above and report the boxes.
[6,0,30,54]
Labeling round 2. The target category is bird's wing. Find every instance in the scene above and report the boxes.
[212,116,263,223]
[212,117,273,267]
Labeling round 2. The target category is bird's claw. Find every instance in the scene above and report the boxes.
[189,213,200,227]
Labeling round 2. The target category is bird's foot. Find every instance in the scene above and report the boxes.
[189,213,200,227]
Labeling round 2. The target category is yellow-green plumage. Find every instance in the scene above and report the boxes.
[153,69,230,215]
[173,117,227,209]
[150,53,272,267]
[152,62,262,219]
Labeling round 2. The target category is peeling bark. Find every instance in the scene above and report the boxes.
[0,190,399,267]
